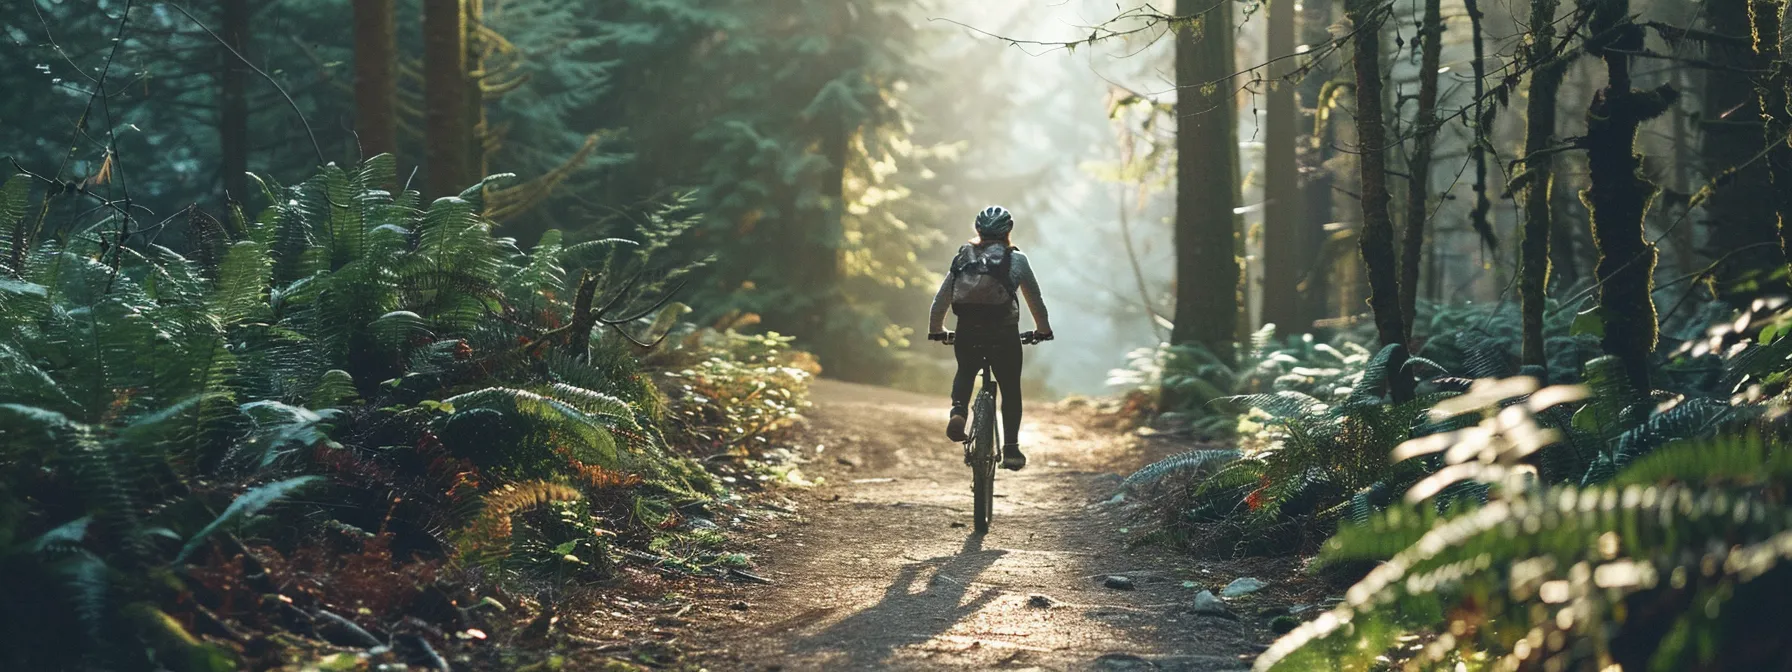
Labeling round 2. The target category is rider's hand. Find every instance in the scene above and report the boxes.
[1033,330,1054,342]
[929,331,955,345]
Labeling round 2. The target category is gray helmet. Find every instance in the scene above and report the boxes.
[974,206,1014,237]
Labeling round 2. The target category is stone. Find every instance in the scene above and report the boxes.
[1093,652,1158,670]
[1220,577,1267,597]
[1190,590,1236,619]
[1103,575,1136,590]
[1026,593,1059,609]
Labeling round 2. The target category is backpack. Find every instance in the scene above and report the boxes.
[949,243,1018,315]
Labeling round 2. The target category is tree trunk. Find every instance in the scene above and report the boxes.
[1170,0,1241,355]
[1464,0,1496,254]
[1583,0,1676,391]
[1398,0,1443,341]
[423,0,473,198]
[1262,0,1303,335]
[1750,0,1792,276]
[353,0,399,164]
[1299,0,1339,325]
[814,116,848,294]
[1348,0,1414,401]
[467,0,488,181]
[219,0,249,205]
[1519,0,1568,371]
[1704,0,1778,288]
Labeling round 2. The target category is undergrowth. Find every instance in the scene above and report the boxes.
[0,159,813,670]
[1114,298,1792,670]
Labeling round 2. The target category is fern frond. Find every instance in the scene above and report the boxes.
[1122,449,1241,491]
[1612,433,1792,487]
[174,476,321,564]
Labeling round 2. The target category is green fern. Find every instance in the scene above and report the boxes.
[1122,449,1242,491]
[174,476,321,564]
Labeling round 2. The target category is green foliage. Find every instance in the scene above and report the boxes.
[1106,325,1386,435]
[647,313,821,455]
[1254,371,1792,670]
[1124,345,1451,553]
[0,159,800,668]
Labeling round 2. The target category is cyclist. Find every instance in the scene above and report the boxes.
[927,205,1053,471]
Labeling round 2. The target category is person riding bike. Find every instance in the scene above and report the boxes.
[927,205,1053,471]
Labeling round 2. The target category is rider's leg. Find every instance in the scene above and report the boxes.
[992,338,1026,470]
[946,339,981,442]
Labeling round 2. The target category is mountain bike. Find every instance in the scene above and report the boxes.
[932,330,1048,533]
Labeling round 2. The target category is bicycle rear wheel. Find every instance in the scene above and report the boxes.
[970,381,998,533]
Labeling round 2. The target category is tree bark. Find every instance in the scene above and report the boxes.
[219,0,249,205]
[1704,0,1778,288]
[1519,0,1568,371]
[1261,0,1304,335]
[1170,0,1241,355]
[467,0,488,181]
[1583,0,1676,391]
[353,0,399,164]
[423,0,473,198]
[1299,0,1339,324]
[1464,0,1495,255]
[1750,0,1792,277]
[1398,0,1443,341]
[1348,0,1413,401]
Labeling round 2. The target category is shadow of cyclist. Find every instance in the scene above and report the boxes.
[788,533,1008,669]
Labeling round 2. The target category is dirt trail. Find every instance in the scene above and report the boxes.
[677,380,1301,671]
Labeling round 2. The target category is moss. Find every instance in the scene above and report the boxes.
[1581,3,1676,390]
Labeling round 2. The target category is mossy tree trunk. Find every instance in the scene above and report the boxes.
[1582,0,1677,391]
[1261,0,1304,334]
[1750,0,1792,277]
[1170,0,1242,356]
[1348,0,1414,401]
[352,0,398,164]
[1397,0,1444,342]
[1705,0,1779,288]
[1464,0,1496,256]
[1518,0,1568,371]
[423,0,474,198]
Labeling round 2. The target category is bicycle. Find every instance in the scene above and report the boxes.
[929,329,1049,533]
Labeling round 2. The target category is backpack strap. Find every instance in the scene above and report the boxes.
[996,246,1019,299]
[947,244,974,276]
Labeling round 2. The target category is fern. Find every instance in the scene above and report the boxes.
[1258,482,1792,671]
[1612,433,1792,487]
[174,476,321,564]
[1122,449,1241,491]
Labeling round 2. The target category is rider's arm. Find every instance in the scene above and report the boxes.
[927,254,959,334]
[1013,252,1052,335]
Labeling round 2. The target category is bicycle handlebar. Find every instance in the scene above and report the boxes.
[928,330,1052,345]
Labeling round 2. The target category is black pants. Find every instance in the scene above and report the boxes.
[951,324,1023,445]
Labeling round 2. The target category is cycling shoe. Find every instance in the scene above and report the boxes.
[946,410,968,443]
[1001,444,1027,471]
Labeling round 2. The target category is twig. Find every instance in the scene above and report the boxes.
[165,2,325,163]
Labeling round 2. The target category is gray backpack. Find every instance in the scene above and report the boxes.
[950,244,1018,312]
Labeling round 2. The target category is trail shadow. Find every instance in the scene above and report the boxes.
[789,533,1008,669]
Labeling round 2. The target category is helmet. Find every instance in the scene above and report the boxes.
[974,206,1014,238]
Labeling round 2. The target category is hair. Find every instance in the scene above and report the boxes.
[970,233,1011,247]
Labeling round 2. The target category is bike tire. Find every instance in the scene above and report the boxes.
[971,384,998,534]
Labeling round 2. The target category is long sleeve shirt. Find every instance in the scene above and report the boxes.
[928,244,1052,334]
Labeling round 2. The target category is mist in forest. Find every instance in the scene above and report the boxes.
[917,1,1190,397]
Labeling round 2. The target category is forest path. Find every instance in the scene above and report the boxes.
[678,380,1296,672]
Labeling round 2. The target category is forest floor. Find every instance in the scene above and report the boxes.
[634,380,1326,672]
